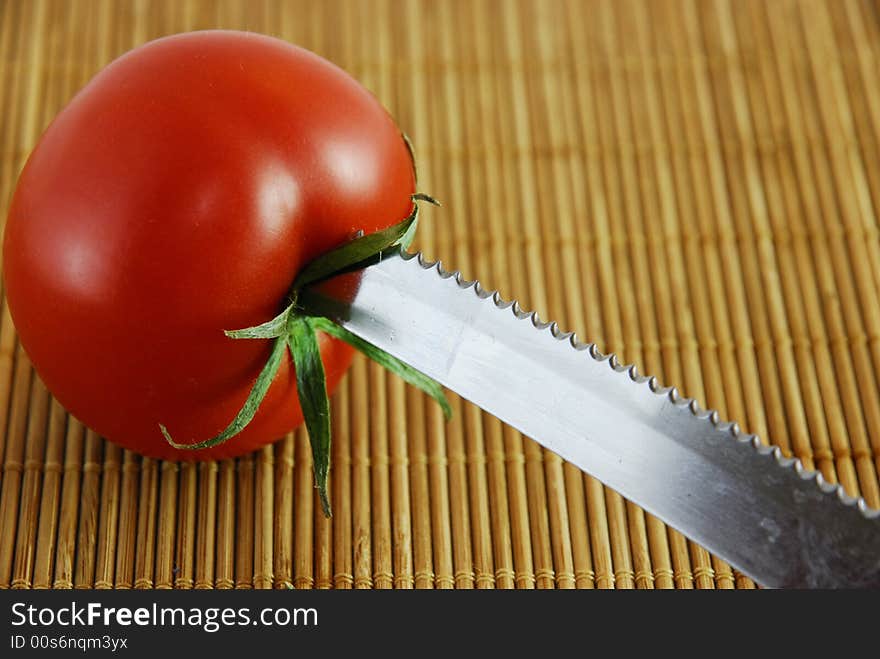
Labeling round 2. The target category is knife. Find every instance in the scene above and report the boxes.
[301,249,880,588]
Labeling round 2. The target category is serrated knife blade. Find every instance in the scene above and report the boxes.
[301,250,880,588]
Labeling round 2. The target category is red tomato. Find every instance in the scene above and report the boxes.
[3,31,415,460]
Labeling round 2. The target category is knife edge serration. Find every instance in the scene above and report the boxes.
[403,250,880,525]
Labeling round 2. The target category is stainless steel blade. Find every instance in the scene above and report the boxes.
[301,250,880,588]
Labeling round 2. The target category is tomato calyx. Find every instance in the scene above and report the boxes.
[161,192,450,517]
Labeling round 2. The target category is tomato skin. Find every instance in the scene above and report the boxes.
[3,31,415,460]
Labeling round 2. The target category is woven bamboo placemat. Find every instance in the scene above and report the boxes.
[1,0,879,590]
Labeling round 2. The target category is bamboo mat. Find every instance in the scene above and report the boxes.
[1,0,879,590]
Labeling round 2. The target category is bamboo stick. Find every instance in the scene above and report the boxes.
[314,477,333,589]
[174,462,197,589]
[293,427,314,589]
[92,443,121,589]
[273,434,295,589]
[214,459,235,589]
[404,387,435,589]
[31,400,67,588]
[153,461,179,589]
[73,431,103,588]
[0,0,24,221]
[253,445,274,589]
[349,359,374,589]
[132,457,157,589]
[331,393,353,589]
[234,453,254,589]
[52,419,85,589]
[0,354,34,589]
[10,376,49,589]
[193,461,217,589]
[113,451,140,588]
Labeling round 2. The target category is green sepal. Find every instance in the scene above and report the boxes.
[160,335,288,450]
[291,195,431,290]
[288,315,333,517]
[397,203,420,251]
[395,195,438,251]
[225,305,292,340]
[403,132,419,185]
[411,192,440,207]
[311,316,452,421]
